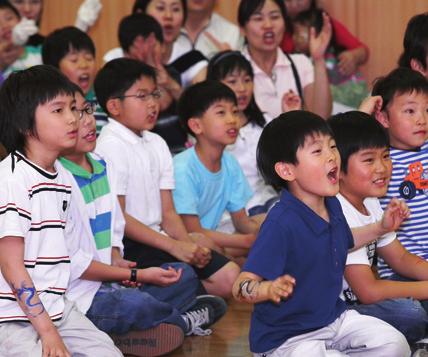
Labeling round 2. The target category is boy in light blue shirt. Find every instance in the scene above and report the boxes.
[173,81,264,263]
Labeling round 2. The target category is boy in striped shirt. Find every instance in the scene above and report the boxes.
[372,68,428,280]
[0,66,121,356]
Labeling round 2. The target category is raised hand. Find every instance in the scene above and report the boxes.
[358,95,383,116]
[282,90,302,112]
[381,198,410,233]
[75,0,102,32]
[309,12,332,61]
[12,18,38,46]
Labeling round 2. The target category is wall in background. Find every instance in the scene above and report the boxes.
[39,0,428,86]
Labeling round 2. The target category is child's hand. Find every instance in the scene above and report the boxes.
[12,18,38,46]
[41,328,71,357]
[309,12,332,61]
[170,240,208,267]
[381,198,410,234]
[282,90,302,112]
[359,95,383,116]
[112,256,137,269]
[139,266,182,286]
[267,274,296,304]
[338,50,358,77]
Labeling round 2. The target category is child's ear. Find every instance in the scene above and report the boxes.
[375,110,390,129]
[410,58,427,77]
[188,117,202,135]
[274,162,295,182]
[106,98,121,118]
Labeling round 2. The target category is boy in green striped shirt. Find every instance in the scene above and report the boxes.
[59,86,227,356]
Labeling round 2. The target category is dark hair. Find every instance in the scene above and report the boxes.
[293,8,340,54]
[0,65,76,153]
[42,26,95,68]
[238,0,288,28]
[178,80,237,137]
[0,0,20,19]
[94,58,157,116]
[207,51,266,128]
[257,110,332,189]
[132,0,187,24]
[118,13,163,52]
[398,12,428,70]
[372,67,428,111]
[328,111,389,174]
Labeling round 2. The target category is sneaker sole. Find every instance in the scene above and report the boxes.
[110,323,184,357]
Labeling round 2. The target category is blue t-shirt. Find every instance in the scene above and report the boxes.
[173,147,253,230]
[378,141,428,277]
[243,190,354,353]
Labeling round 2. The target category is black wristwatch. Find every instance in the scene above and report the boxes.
[130,268,138,283]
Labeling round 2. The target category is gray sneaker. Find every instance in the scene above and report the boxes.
[181,295,227,336]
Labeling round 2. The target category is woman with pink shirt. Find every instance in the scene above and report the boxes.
[238,0,332,119]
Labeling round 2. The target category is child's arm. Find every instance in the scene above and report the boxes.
[181,214,256,250]
[305,12,333,119]
[0,237,70,357]
[358,95,383,116]
[345,241,428,304]
[160,190,211,268]
[230,208,265,234]
[232,271,295,304]
[118,195,204,266]
[337,47,367,77]
[350,198,409,250]
[80,258,183,287]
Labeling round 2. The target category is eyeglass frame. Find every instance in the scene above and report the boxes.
[113,89,163,102]
[76,102,97,120]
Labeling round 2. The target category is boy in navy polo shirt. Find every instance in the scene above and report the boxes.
[232,111,410,356]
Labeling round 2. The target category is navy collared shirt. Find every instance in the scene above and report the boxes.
[243,189,354,353]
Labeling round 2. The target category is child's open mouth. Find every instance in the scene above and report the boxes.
[327,167,338,184]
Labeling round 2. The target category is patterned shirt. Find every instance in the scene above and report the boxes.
[378,141,428,277]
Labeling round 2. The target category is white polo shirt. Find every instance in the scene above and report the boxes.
[96,119,174,232]
[243,47,314,119]
[176,12,244,59]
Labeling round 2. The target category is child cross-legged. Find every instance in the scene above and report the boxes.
[94,58,233,317]
[233,110,411,357]
[0,65,121,356]
[330,110,428,349]
[174,80,266,264]
[59,86,222,356]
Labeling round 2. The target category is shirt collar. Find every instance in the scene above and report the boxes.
[107,118,152,144]
[243,47,291,76]
[279,189,342,235]
[59,154,105,179]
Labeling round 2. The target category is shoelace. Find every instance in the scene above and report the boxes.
[182,308,213,336]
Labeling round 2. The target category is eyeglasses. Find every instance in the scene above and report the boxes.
[77,102,97,120]
[114,89,162,102]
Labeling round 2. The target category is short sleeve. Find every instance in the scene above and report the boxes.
[96,138,129,195]
[225,154,253,213]
[345,246,371,266]
[243,218,287,280]
[173,156,199,216]
[0,179,31,239]
[157,137,175,190]
[294,54,315,89]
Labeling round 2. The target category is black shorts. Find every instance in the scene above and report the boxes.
[123,237,230,280]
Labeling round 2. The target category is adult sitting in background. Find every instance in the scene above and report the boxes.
[238,0,332,119]
[176,0,243,59]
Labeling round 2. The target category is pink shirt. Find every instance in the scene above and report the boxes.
[244,47,314,119]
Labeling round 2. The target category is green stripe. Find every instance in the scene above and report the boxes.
[80,175,110,203]
[94,230,111,250]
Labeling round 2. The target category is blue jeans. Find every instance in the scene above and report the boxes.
[86,262,198,334]
[348,297,428,342]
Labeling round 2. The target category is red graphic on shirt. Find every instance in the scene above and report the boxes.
[399,162,428,199]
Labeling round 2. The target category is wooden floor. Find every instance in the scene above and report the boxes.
[169,300,253,357]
